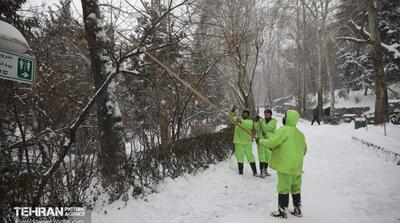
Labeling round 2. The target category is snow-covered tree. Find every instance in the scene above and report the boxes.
[81,0,127,198]
[336,0,400,123]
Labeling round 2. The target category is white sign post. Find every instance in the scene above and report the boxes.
[0,49,36,84]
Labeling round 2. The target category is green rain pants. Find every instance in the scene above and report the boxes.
[235,143,255,163]
[257,144,271,163]
[277,172,302,194]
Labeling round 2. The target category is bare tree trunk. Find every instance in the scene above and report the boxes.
[324,42,335,117]
[159,112,170,144]
[301,1,307,115]
[276,25,284,98]
[366,0,389,124]
[81,0,126,195]
[301,59,307,116]
[295,0,302,111]
[322,27,334,117]
[212,0,262,117]
[247,41,262,115]
[237,61,256,115]
[320,1,335,118]
[316,24,324,119]
[149,0,171,145]
[296,41,302,111]
[262,57,273,107]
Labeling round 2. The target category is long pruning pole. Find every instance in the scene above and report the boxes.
[117,31,254,137]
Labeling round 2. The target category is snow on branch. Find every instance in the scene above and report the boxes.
[335,36,369,44]
[342,20,400,60]
[382,43,400,60]
[70,68,117,131]
[348,20,370,39]
[37,69,118,198]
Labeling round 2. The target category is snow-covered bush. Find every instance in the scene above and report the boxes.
[125,128,233,197]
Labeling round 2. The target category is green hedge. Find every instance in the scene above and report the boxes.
[126,128,234,195]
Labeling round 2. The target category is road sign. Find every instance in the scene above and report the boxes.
[0,49,36,84]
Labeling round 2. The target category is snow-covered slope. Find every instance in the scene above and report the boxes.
[352,123,400,154]
[281,86,400,112]
[91,120,400,223]
[334,90,376,109]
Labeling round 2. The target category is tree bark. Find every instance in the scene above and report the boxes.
[301,1,307,115]
[316,27,324,119]
[366,0,389,124]
[81,0,126,194]
[295,0,302,112]
[322,28,335,117]
[325,44,335,117]
[321,1,335,118]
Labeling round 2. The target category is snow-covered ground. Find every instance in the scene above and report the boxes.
[352,123,400,154]
[92,119,400,223]
[334,90,376,109]
[283,87,400,112]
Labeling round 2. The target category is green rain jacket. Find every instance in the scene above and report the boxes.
[256,118,278,139]
[259,110,307,175]
[229,112,254,145]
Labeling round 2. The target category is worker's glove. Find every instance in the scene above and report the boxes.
[231,105,237,112]
[254,115,261,122]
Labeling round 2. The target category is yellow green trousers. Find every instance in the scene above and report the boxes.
[277,172,302,194]
[257,144,271,163]
[234,143,255,163]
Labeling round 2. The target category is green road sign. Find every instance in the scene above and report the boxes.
[0,49,36,84]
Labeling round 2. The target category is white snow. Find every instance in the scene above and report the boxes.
[87,13,97,20]
[91,118,400,223]
[125,137,144,155]
[121,69,140,75]
[387,29,396,34]
[99,53,110,62]
[96,29,108,42]
[352,123,400,154]
[105,79,123,128]
[335,90,375,109]
[348,20,400,59]
[283,96,297,106]
[382,42,400,59]
[215,124,228,132]
[306,89,400,113]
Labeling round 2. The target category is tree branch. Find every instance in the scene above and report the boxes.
[34,69,118,203]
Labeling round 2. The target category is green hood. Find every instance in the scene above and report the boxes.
[285,110,299,126]
[259,108,306,175]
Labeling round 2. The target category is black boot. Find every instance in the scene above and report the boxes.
[249,162,258,176]
[259,162,264,173]
[271,194,288,218]
[259,162,266,178]
[264,163,271,176]
[238,163,244,175]
[290,193,303,217]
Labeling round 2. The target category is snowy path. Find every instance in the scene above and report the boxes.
[92,121,400,223]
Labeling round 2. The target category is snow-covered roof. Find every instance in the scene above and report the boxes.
[0,20,29,53]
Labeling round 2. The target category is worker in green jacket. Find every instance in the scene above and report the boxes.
[257,109,307,218]
[229,106,258,176]
[254,109,277,178]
